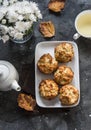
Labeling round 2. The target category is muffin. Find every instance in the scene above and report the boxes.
[37,53,58,74]
[48,0,66,13]
[39,79,59,100]
[17,93,36,111]
[39,21,55,37]
[54,65,74,85]
[59,84,79,105]
[55,42,74,62]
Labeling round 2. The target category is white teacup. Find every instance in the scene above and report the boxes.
[73,10,91,40]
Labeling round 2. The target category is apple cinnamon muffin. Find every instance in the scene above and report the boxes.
[59,84,79,105]
[55,42,74,62]
[54,65,74,85]
[37,53,58,74]
[39,79,59,100]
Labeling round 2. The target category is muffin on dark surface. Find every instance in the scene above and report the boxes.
[59,84,79,105]
[17,93,36,111]
[39,79,59,100]
[37,53,58,74]
[39,21,55,37]
[54,65,74,85]
[48,0,66,13]
[55,42,74,63]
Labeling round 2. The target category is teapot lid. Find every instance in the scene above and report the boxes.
[0,63,10,81]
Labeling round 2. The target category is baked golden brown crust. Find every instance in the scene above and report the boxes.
[39,79,59,100]
[17,93,36,111]
[54,65,74,85]
[48,0,65,12]
[39,21,55,37]
[59,84,79,105]
[37,53,58,74]
[55,42,74,63]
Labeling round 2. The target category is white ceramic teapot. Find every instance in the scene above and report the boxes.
[0,60,21,91]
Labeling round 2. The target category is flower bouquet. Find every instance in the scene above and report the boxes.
[0,0,42,43]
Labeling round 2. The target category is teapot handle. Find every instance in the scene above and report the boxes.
[73,33,80,40]
[11,80,21,91]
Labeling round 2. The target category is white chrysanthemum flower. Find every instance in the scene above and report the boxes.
[22,0,29,6]
[38,13,42,19]
[18,15,24,21]
[9,31,15,37]
[8,26,15,37]
[0,25,8,34]
[15,21,26,32]
[9,0,18,4]
[0,12,4,20]
[12,6,19,13]
[8,26,17,37]
[14,32,23,40]
[2,35,9,43]
[8,2,19,13]
[8,26,14,31]
[0,0,42,43]
[2,19,6,24]
[34,9,42,19]
[29,14,36,22]
[25,21,33,30]
[7,11,18,23]
[24,6,33,14]
[9,29,17,37]
[3,0,9,6]
[30,2,38,10]
[24,13,30,20]
[16,6,23,14]
[15,2,33,14]
[0,7,8,15]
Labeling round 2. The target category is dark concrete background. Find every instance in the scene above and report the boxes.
[0,0,91,130]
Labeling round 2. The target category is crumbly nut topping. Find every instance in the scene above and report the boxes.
[54,65,74,85]
[37,53,58,74]
[55,42,74,63]
[59,85,79,105]
[39,79,59,100]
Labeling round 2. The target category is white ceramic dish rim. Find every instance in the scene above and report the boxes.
[35,41,80,108]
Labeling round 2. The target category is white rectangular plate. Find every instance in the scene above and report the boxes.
[35,41,80,108]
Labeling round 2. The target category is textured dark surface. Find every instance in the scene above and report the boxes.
[0,0,91,130]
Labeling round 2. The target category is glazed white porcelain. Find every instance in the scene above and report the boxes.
[0,60,21,91]
[35,41,80,108]
[73,10,91,40]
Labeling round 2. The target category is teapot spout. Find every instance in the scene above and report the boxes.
[11,80,21,91]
